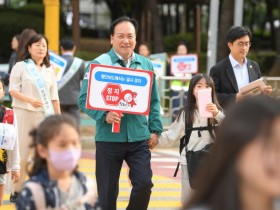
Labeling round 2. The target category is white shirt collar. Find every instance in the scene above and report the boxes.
[114,50,135,67]
[62,52,74,56]
[229,54,247,67]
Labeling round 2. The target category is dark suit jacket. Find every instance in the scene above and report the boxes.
[210,56,261,110]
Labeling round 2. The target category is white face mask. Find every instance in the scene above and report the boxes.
[49,148,81,171]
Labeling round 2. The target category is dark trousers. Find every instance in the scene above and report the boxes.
[60,104,80,124]
[96,140,153,210]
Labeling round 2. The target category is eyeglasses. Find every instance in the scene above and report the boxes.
[237,42,251,48]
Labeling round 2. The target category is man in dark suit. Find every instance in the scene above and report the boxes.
[59,38,85,123]
[210,26,272,110]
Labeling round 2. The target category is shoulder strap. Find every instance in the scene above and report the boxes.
[57,57,83,90]
[3,107,14,124]
[207,118,215,140]
[173,114,193,177]
[77,175,97,206]
[25,182,46,210]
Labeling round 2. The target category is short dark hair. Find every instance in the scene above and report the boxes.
[60,38,75,51]
[226,26,252,43]
[110,16,138,35]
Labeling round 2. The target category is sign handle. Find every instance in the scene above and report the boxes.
[112,111,121,133]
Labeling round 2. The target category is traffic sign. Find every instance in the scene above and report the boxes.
[86,64,153,115]
[101,83,122,106]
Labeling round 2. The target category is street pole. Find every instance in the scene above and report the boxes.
[206,0,220,74]
[73,0,80,50]
[234,0,244,26]
[43,0,60,54]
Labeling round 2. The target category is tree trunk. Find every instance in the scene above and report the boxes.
[217,0,234,62]
[149,0,164,52]
[268,0,280,76]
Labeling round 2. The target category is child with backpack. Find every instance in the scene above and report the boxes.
[158,74,224,203]
[0,79,20,205]
[16,114,98,209]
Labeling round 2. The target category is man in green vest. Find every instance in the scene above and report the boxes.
[78,16,162,210]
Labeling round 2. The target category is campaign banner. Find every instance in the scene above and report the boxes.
[170,54,198,75]
[86,64,153,115]
[49,51,67,82]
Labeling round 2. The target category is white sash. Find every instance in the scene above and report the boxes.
[58,57,83,90]
[23,59,54,116]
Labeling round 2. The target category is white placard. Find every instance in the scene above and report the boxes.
[86,64,153,115]
[171,54,198,75]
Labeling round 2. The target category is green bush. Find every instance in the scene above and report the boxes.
[0,4,68,63]
[75,50,102,61]
[247,51,277,76]
[163,32,208,53]
[0,5,44,62]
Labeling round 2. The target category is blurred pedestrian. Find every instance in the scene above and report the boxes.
[158,74,224,203]
[9,34,60,202]
[0,79,20,205]
[79,16,163,210]
[171,41,190,121]
[138,42,151,57]
[8,34,20,75]
[58,38,85,124]
[16,114,98,209]
[210,26,272,110]
[183,95,280,210]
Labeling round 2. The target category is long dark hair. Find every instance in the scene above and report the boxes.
[183,95,280,210]
[177,74,222,124]
[23,34,51,67]
[28,114,80,176]
[17,28,37,62]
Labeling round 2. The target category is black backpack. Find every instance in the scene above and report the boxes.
[173,118,216,177]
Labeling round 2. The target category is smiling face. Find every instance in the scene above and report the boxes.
[28,38,48,64]
[110,21,136,61]
[228,35,251,64]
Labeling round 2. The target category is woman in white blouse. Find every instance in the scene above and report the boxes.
[9,34,60,201]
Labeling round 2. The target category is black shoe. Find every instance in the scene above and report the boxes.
[10,192,19,203]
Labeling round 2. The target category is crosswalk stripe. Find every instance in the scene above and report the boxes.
[3,157,182,209]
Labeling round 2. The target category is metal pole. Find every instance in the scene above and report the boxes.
[206,0,220,74]
[234,0,244,26]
